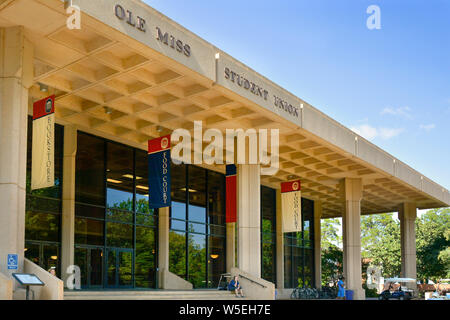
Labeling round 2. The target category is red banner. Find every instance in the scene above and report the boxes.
[148,135,171,154]
[226,165,237,223]
[33,95,55,120]
[281,180,301,193]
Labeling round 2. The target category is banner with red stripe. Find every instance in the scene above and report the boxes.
[281,180,302,233]
[226,164,237,223]
[31,95,55,190]
[148,135,171,209]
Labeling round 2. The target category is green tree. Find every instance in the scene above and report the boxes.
[416,208,450,282]
[320,218,343,285]
[438,229,450,278]
[360,213,401,278]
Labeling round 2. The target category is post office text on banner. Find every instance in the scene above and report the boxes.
[281,180,302,233]
[148,135,171,209]
[31,95,55,190]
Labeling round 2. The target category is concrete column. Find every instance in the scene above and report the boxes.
[0,27,33,278]
[340,178,365,300]
[237,164,261,278]
[275,189,284,288]
[314,201,322,289]
[61,126,77,285]
[158,206,170,287]
[399,202,417,279]
[226,222,236,273]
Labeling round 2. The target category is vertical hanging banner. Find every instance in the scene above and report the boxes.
[281,180,302,233]
[226,164,237,223]
[31,95,55,190]
[148,135,171,209]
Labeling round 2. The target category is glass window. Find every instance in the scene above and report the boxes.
[261,186,276,283]
[75,218,104,246]
[283,198,316,288]
[188,166,206,223]
[25,211,60,242]
[25,118,63,277]
[75,203,104,219]
[135,150,153,215]
[76,133,105,206]
[208,171,225,226]
[106,222,133,248]
[135,226,156,288]
[106,142,134,210]
[168,165,227,288]
[171,163,186,221]
[171,163,186,203]
[169,231,187,279]
[188,233,206,288]
[208,235,226,288]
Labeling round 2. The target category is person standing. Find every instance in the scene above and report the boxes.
[337,276,346,300]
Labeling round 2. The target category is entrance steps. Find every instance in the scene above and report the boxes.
[64,289,246,300]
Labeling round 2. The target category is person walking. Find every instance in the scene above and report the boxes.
[337,276,346,300]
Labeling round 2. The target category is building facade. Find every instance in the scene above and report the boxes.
[0,0,449,300]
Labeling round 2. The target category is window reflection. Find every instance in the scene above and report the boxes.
[188,233,206,288]
[284,198,315,288]
[76,133,105,206]
[25,118,63,277]
[261,186,276,283]
[169,164,226,288]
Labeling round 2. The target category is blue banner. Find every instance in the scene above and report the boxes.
[148,135,171,209]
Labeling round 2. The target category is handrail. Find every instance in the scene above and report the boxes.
[238,274,267,289]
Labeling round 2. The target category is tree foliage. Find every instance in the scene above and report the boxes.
[416,208,450,281]
[360,213,401,277]
[320,208,450,284]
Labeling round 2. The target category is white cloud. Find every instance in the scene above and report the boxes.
[381,106,413,119]
[419,123,436,131]
[379,127,404,139]
[351,124,404,141]
[351,124,378,140]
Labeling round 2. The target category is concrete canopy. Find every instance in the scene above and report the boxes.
[1,0,448,218]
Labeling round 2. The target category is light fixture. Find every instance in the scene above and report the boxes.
[51,256,58,260]
[122,174,143,180]
[180,188,197,193]
[156,125,163,133]
[210,254,219,259]
[136,185,149,191]
[215,53,220,60]
[39,83,48,92]
[104,106,113,115]
[24,248,28,252]
[107,178,122,184]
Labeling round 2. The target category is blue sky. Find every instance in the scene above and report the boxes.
[145,0,450,190]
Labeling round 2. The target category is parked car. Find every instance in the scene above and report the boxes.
[378,278,416,300]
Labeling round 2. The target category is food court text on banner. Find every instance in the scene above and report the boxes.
[148,135,171,209]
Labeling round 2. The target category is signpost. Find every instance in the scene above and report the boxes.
[7,254,18,270]
[12,274,45,300]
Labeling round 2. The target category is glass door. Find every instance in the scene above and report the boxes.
[74,246,104,289]
[105,248,133,288]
